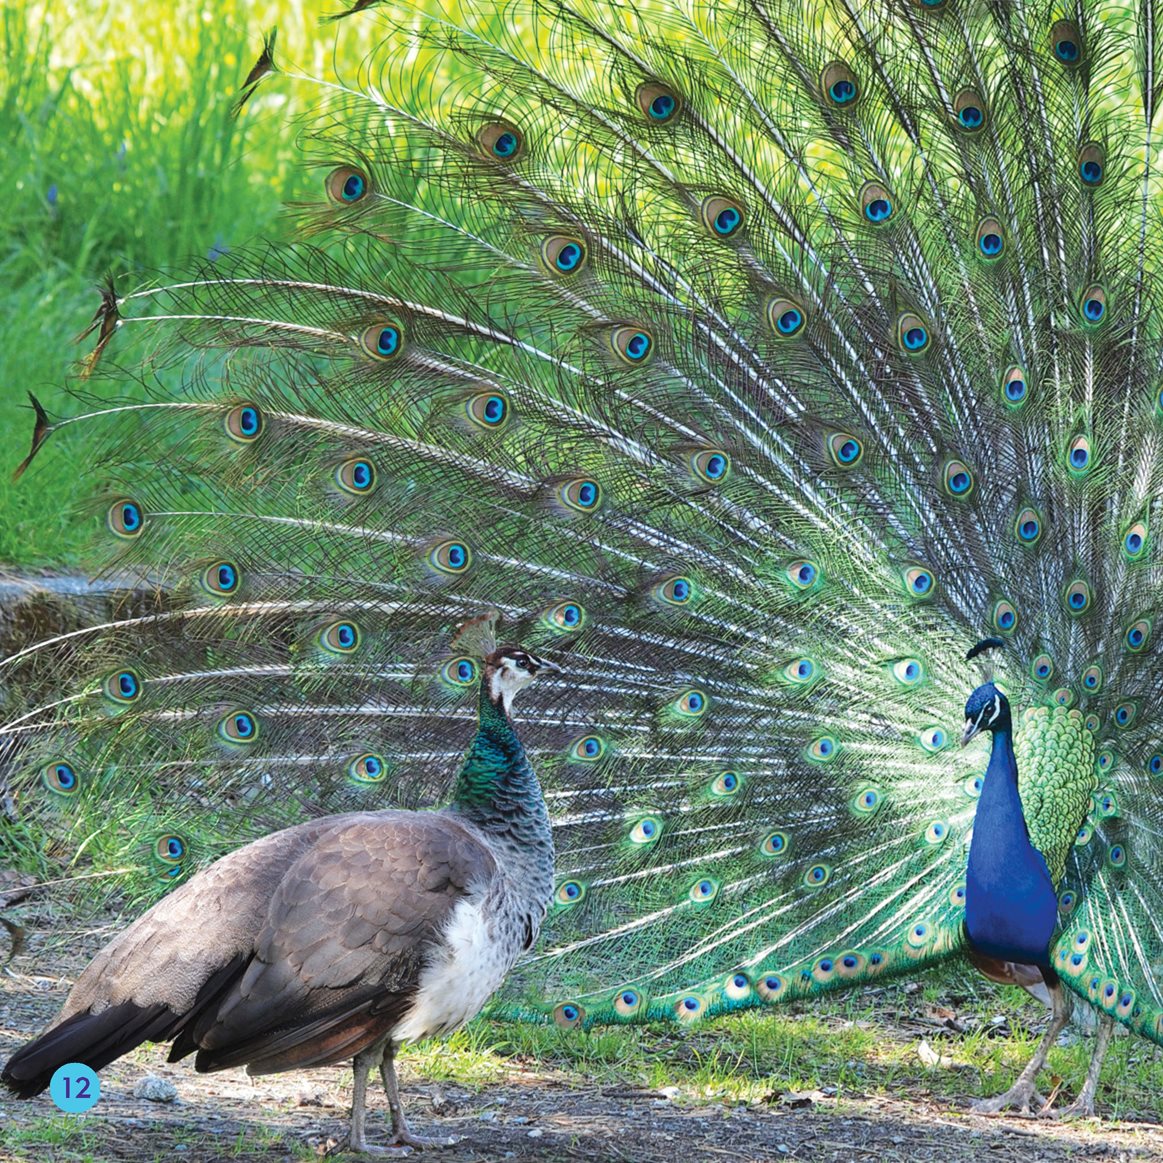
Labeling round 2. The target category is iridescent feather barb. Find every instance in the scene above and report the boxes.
[3,0,1163,1112]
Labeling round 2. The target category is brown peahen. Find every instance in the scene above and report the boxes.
[3,0,1162,1123]
[3,640,558,1154]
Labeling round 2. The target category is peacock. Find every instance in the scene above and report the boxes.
[3,0,1163,1123]
[3,636,558,1155]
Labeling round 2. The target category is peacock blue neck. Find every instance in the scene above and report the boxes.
[448,679,554,861]
[964,724,1058,970]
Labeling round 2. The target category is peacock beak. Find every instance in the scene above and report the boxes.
[960,719,980,748]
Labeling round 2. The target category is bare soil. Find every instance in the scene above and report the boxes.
[3,961,1163,1163]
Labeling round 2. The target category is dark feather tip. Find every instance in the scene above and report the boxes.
[232,29,279,117]
[11,393,52,482]
[966,637,1006,662]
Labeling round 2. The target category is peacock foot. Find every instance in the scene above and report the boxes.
[971,1083,1049,1116]
[388,1130,456,1150]
[343,1132,413,1158]
[1054,1096,1098,1120]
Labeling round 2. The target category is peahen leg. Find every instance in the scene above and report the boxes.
[1055,1014,1115,1119]
[972,978,1072,1115]
[379,1042,456,1150]
[349,1044,413,1157]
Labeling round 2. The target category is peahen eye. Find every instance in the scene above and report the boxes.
[767,297,806,338]
[541,236,588,275]
[325,165,370,204]
[477,122,524,160]
[635,81,681,122]
[224,402,263,442]
[348,753,387,784]
[610,326,654,364]
[335,458,376,495]
[700,196,745,238]
[360,322,403,360]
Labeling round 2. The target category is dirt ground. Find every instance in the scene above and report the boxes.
[3,963,1163,1163]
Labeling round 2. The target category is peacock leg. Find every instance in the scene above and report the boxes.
[348,1044,413,1157]
[972,978,1072,1115]
[1055,1013,1114,1119]
[380,1042,456,1150]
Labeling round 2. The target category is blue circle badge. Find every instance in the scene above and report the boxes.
[49,1064,100,1113]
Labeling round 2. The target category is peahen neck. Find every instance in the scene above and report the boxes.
[964,722,1058,970]
[447,677,554,882]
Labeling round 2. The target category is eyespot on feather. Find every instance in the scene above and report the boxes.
[1079,284,1107,326]
[690,449,731,483]
[827,432,863,468]
[609,325,654,364]
[319,620,361,654]
[952,88,987,132]
[441,657,477,688]
[569,734,608,762]
[859,181,894,224]
[635,81,681,122]
[477,121,524,161]
[465,392,509,430]
[1064,579,1092,615]
[543,601,585,632]
[897,312,930,353]
[224,402,263,442]
[1051,20,1083,66]
[103,668,142,704]
[427,540,472,575]
[655,575,695,605]
[335,458,376,495]
[629,816,662,844]
[325,165,371,204]
[556,478,602,513]
[943,459,974,497]
[767,297,806,338]
[700,196,745,239]
[1001,365,1030,407]
[1123,520,1148,560]
[976,217,1005,261]
[1066,434,1092,476]
[1078,143,1105,187]
[1015,506,1043,546]
[154,834,186,864]
[42,760,80,795]
[348,753,387,784]
[992,600,1017,633]
[541,236,587,275]
[108,499,144,538]
[359,322,403,361]
[202,560,240,596]
[819,61,860,108]
[218,709,259,744]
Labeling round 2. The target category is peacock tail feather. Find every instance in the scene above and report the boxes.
[3,0,1163,1045]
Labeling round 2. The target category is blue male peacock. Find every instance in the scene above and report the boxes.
[3,0,1162,1121]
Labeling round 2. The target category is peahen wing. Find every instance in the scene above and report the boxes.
[3,0,1162,1036]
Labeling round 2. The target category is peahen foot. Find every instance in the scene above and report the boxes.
[379,1045,456,1150]
[388,1131,456,1150]
[970,1083,1049,1116]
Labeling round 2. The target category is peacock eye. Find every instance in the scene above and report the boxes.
[1078,143,1105,187]
[477,121,525,161]
[767,297,806,338]
[441,657,477,688]
[320,620,361,654]
[360,322,404,360]
[218,709,259,744]
[155,834,187,864]
[103,668,142,704]
[224,402,263,442]
[902,567,935,598]
[1030,653,1054,681]
[992,600,1017,632]
[42,760,80,795]
[1014,506,1042,545]
[1066,434,1092,475]
[557,478,602,513]
[543,600,585,632]
[1081,664,1103,691]
[325,164,371,204]
[656,575,695,605]
[1064,579,1091,614]
[943,459,974,497]
[635,81,681,123]
[897,312,930,353]
[1123,521,1148,560]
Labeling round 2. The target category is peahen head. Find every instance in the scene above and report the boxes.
[484,646,561,713]
[960,682,1011,747]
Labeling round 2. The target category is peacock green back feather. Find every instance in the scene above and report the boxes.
[3,0,1163,1046]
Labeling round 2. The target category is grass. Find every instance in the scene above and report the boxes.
[0,0,383,567]
[400,967,1163,1120]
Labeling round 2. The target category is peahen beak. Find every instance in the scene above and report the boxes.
[960,719,980,748]
[535,658,562,675]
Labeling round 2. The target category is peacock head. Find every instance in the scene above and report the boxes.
[485,646,561,712]
[960,682,1011,746]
